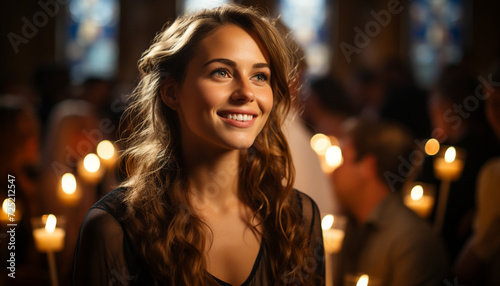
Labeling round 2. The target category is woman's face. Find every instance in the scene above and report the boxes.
[171,24,273,153]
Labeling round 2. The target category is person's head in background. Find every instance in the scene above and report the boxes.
[345,66,385,118]
[301,75,355,137]
[332,118,414,222]
[429,64,489,143]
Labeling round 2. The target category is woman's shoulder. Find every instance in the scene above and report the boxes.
[293,189,321,231]
[81,187,128,239]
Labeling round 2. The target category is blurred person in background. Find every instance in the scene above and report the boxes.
[455,65,500,285]
[419,64,500,262]
[333,119,449,286]
[0,96,49,285]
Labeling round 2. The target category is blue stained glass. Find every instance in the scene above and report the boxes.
[409,0,465,88]
[66,0,120,83]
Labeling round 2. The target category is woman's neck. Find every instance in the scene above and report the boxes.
[183,148,241,212]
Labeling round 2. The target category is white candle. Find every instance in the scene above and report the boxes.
[403,185,435,218]
[58,173,81,205]
[77,153,104,184]
[434,146,464,181]
[32,214,65,253]
[323,228,345,254]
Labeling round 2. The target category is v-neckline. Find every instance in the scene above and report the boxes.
[210,242,264,286]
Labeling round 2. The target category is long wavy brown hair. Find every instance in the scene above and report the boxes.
[120,4,316,285]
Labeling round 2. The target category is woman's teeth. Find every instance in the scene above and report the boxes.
[224,114,254,121]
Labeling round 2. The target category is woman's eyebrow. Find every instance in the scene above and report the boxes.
[203,58,270,69]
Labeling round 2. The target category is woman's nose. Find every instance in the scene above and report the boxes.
[230,78,255,103]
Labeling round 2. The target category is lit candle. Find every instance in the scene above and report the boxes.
[424,138,440,156]
[322,214,346,254]
[433,146,464,181]
[32,214,65,253]
[58,173,81,205]
[1,198,12,223]
[403,184,435,218]
[322,214,347,286]
[97,140,117,168]
[77,153,104,184]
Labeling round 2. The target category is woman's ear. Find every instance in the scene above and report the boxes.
[160,77,179,110]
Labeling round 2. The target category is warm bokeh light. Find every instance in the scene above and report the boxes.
[97,140,115,160]
[2,198,13,214]
[83,153,101,173]
[325,145,343,168]
[410,185,424,200]
[424,138,440,156]
[61,173,77,194]
[310,133,331,156]
[45,214,57,233]
[321,214,334,230]
[444,146,457,163]
[356,274,369,286]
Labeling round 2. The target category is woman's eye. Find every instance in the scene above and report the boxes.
[253,73,269,82]
[211,68,230,78]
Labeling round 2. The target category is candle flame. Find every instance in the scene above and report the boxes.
[326,145,343,168]
[411,185,424,200]
[310,133,331,156]
[83,153,101,173]
[322,214,334,230]
[2,198,13,213]
[444,147,456,163]
[61,173,77,194]
[356,274,369,286]
[424,138,440,156]
[97,140,115,160]
[45,214,57,233]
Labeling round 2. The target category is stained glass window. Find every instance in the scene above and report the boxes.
[66,0,120,83]
[181,0,230,13]
[409,0,465,87]
[278,0,331,77]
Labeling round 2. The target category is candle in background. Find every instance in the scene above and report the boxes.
[32,214,65,253]
[433,146,464,181]
[322,214,346,254]
[322,214,347,286]
[77,153,104,184]
[97,140,117,167]
[58,173,81,205]
[403,183,435,218]
[1,198,22,223]
[32,214,65,286]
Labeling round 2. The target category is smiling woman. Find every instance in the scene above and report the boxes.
[73,4,324,286]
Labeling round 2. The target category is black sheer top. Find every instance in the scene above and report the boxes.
[73,188,324,285]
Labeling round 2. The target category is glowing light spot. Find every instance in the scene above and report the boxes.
[83,153,101,173]
[444,147,456,163]
[2,199,13,214]
[61,173,77,194]
[411,185,424,200]
[310,133,331,156]
[326,145,343,168]
[97,140,115,160]
[425,138,440,156]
